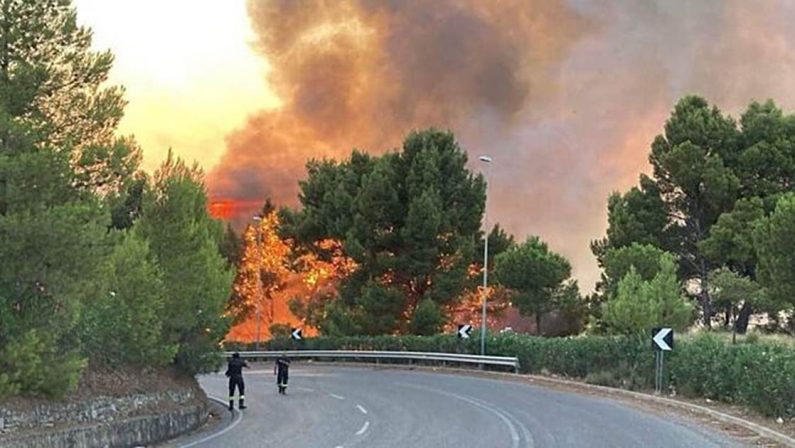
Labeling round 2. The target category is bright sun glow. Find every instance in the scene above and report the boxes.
[73,0,279,172]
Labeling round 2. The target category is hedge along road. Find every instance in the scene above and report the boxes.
[177,364,739,448]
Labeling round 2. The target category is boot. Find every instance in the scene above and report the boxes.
[228,399,234,411]
[239,397,247,410]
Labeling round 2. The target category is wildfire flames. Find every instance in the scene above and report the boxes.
[224,209,356,342]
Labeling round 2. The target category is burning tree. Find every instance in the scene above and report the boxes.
[226,208,291,341]
[225,206,356,342]
[289,239,358,330]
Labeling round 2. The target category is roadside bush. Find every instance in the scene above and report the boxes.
[0,330,86,398]
[228,331,795,418]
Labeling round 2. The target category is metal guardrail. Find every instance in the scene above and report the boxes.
[224,350,520,373]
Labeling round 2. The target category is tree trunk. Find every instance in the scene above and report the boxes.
[735,302,753,334]
[699,257,712,328]
[535,312,543,336]
[724,305,731,328]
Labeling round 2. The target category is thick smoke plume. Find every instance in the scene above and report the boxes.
[208,0,795,290]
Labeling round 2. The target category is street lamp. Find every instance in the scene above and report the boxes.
[479,155,492,356]
[252,215,263,350]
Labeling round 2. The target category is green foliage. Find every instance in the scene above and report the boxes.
[670,333,795,417]
[649,97,741,322]
[593,96,795,329]
[293,129,485,334]
[493,236,575,333]
[0,330,86,398]
[241,332,795,418]
[410,299,444,335]
[736,101,795,199]
[476,224,515,267]
[135,152,234,374]
[0,0,140,195]
[0,120,107,398]
[602,243,670,297]
[219,222,242,267]
[354,282,405,335]
[754,193,795,312]
[708,268,762,325]
[1,0,239,400]
[602,254,693,334]
[591,175,669,267]
[700,197,765,275]
[79,232,176,366]
[107,174,146,230]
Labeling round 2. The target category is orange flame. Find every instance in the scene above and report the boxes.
[225,210,356,342]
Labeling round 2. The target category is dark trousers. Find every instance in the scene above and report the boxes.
[277,369,289,386]
[229,376,245,400]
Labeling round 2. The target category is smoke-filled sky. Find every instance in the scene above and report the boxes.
[76,0,795,291]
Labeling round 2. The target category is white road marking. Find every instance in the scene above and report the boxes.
[399,383,532,448]
[356,421,370,436]
[330,393,345,400]
[295,386,315,393]
[356,404,368,414]
[177,396,243,448]
[239,370,329,377]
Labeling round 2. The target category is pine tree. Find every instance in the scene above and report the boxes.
[0,0,140,195]
[292,129,486,335]
[135,152,234,374]
[79,232,176,366]
[602,255,693,335]
[0,0,136,397]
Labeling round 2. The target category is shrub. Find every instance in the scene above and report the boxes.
[0,330,86,398]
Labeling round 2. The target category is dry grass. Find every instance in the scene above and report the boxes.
[681,329,795,346]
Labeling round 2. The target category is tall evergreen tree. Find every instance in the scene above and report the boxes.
[649,96,740,325]
[493,236,576,334]
[293,129,486,335]
[0,0,140,195]
[135,152,234,374]
[0,116,101,397]
[0,0,138,397]
[754,193,795,319]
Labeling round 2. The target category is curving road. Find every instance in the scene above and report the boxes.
[173,364,739,448]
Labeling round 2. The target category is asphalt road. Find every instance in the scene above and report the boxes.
[172,364,739,448]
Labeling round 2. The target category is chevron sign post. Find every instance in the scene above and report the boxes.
[291,328,303,341]
[457,324,472,339]
[652,327,673,395]
[652,327,673,351]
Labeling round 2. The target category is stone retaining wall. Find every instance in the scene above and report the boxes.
[0,386,208,447]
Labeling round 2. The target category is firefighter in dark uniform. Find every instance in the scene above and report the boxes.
[225,352,249,410]
[274,353,290,395]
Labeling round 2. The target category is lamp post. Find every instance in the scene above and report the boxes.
[479,155,492,356]
[252,215,263,350]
